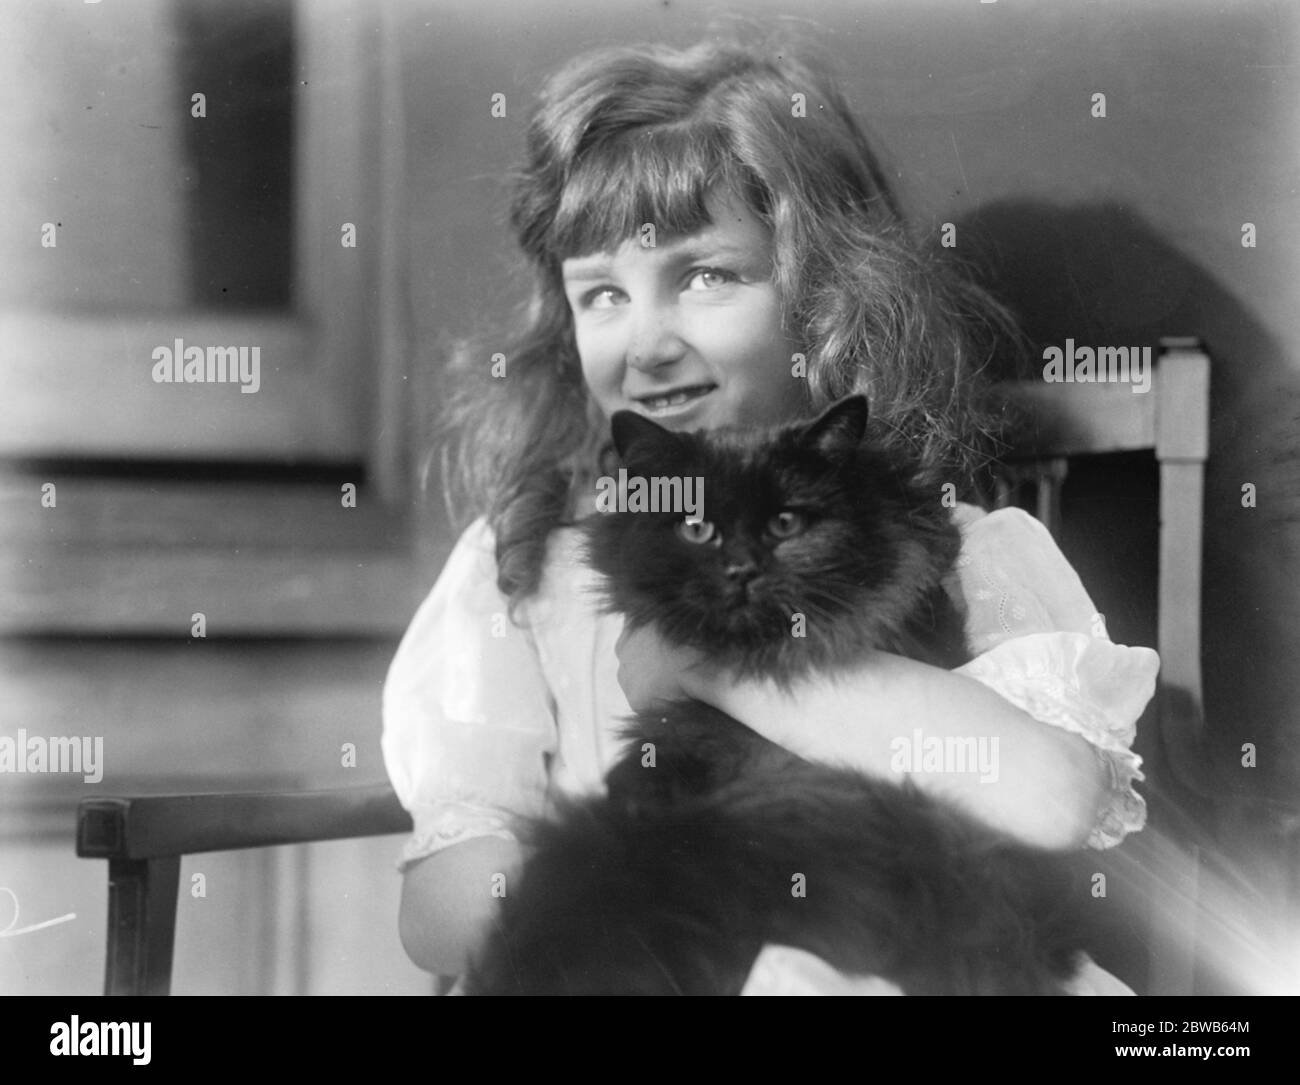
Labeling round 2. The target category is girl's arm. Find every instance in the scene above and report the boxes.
[383,518,557,976]
[617,505,1156,853]
[679,650,1108,850]
[398,835,524,977]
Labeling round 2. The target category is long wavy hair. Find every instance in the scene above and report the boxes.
[440,35,1020,608]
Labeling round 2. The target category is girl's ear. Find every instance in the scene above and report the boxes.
[610,410,683,468]
[801,395,869,458]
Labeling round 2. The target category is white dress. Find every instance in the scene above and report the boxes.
[382,503,1158,994]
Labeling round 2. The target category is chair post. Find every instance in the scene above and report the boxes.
[78,796,182,995]
[77,785,414,994]
[104,856,181,996]
[1034,458,1069,538]
[987,459,1068,538]
[1154,338,1211,750]
[1147,337,1212,995]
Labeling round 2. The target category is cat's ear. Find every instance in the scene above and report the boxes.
[801,395,868,458]
[610,410,683,467]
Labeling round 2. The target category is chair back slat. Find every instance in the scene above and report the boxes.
[995,379,1157,458]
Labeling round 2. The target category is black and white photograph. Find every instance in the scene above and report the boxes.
[1,0,1296,1045]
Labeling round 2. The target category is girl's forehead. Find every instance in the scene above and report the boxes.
[561,190,772,270]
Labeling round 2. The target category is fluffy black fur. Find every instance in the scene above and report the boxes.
[583,393,969,678]
[465,397,1089,995]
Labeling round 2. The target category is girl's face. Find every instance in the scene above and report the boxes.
[561,191,805,433]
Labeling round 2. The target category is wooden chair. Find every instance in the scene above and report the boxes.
[77,337,1214,995]
[76,785,410,995]
[992,336,1211,995]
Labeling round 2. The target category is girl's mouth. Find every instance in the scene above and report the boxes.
[633,384,716,417]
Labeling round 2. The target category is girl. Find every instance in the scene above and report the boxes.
[382,36,1158,993]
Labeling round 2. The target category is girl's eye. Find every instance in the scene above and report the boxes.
[676,519,719,546]
[582,287,624,310]
[686,268,735,291]
[767,511,806,539]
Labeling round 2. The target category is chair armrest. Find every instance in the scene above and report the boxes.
[75,784,414,994]
[76,784,412,862]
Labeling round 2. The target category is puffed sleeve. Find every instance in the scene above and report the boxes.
[381,518,557,870]
[946,505,1159,849]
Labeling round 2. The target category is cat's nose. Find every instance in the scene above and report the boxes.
[724,560,758,583]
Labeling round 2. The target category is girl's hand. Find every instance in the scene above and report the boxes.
[614,623,716,712]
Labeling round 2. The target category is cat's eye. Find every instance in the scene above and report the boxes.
[767,511,806,539]
[676,519,719,546]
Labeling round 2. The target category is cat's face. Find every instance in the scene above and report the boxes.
[584,396,950,676]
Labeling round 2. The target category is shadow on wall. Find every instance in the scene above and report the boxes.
[957,198,1300,813]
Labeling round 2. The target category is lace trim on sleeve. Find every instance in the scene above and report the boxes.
[956,632,1158,849]
[396,801,520,872]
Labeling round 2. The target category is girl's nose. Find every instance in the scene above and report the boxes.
[625,304,686,372]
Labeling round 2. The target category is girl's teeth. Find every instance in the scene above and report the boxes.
[646,389,704,408]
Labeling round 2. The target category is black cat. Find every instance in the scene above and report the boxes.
[465,396,1089,995]
[586,394,969,680]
